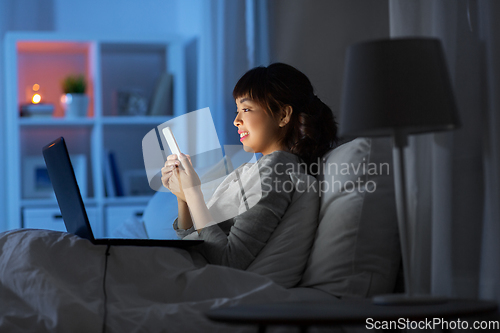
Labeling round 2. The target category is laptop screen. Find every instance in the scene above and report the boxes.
[42,137,95,242]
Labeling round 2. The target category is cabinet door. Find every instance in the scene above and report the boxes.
[105,205,146,237]
[23,207,99,236]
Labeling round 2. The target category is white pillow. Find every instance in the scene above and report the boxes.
[246,171,319,288]
[299,138,401,297]
[142,191,179,240]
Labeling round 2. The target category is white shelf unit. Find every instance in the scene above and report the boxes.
[4,32,188,235]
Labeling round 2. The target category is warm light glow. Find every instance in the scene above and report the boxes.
[32,94,41,104]
[60,95,67,104]
[32,84,40,92]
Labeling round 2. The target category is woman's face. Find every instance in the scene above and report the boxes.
[233,97,283,155]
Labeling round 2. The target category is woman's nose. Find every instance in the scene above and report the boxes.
[233,113,242,127]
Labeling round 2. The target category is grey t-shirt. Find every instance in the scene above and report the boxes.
[174,150,303,270]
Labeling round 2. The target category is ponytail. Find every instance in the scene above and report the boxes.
[284,94,337,172]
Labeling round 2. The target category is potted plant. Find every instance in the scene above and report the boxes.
[61,74,89,118]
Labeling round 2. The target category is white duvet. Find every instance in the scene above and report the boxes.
[0,229,338,333]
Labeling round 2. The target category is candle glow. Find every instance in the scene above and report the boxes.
[32,93,41,104]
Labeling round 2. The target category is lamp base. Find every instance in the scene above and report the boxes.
[373,294,448,306]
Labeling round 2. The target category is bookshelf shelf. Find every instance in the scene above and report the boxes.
[19,118,96,127]
[101,116,173,126]
[103,196,153,206]
[21,198,98,207]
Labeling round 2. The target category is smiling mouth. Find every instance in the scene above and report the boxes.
[239,132,249,141]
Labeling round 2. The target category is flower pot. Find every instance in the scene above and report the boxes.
[63,93,89,118]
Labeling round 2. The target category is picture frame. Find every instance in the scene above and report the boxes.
[23,155,87,199]
[115,89,148,116]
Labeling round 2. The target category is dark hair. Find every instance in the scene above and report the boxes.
[233,63,338,172]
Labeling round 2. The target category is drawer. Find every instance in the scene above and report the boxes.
[23,207,100,237]
[105,205,145,237]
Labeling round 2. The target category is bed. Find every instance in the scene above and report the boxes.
[0,137,401,332]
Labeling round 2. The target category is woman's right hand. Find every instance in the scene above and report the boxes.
[161,154,186,202]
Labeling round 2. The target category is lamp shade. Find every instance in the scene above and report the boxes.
[340,38,460,138]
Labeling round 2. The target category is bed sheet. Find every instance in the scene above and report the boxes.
[0,229,340,333]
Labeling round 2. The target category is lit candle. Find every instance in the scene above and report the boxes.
[32,93,41,104]
[30,84,42,104]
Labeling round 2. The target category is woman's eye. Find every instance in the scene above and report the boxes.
[235,108,250,114]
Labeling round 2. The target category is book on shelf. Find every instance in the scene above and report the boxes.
[104,150,124,197]
[20,103,54,117]
[148,72,173,116]
[103,149,116,197]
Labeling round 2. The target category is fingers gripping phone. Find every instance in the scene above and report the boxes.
[162,127,183,166]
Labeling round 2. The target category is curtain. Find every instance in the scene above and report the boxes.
[0,1,9,227]
[389,0,500,303]
[197,0,269,147]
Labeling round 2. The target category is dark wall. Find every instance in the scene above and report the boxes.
[268,0,390,119]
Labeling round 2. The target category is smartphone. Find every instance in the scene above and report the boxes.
[162,127,182,156]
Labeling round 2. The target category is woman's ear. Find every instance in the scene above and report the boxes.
[279,105,293,127]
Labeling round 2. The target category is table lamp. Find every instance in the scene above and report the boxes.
[339,38,460,305]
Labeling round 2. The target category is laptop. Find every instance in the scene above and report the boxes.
[42,137,203,248]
